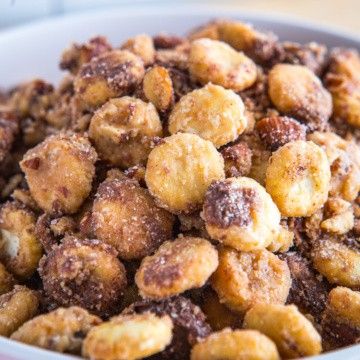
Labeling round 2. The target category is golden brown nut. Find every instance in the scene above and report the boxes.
[143,66,174,111]
[39,236,127,317]
[20,133,97,215]
[145,133,225,214]
[74,50,145,109]
[265,140,330,217]
[189,38,257,91]
[203,177,280,251]
[169,84,247,148]
[244,303,322,359]
[11,306,101,353]
[268,64,332,130]
[121,34,155,66]
[91,176,174,260]
[0,110,19,163]
[221,141,253,178]
[0,286,39,337]
[88,96,162,168]
[191,328,280,360]
[211,247,291,314]
[135,237,218,299]
[0,262,14,295]
[267,225,294,253]
[82,313,173,360]
[188,21,220,41]
[0,202,42,279]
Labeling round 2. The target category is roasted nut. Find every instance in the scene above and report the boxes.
[244,303,322,359]
[11,306,101,353]
[135,237,218,299]
[265,140,330,217]
[191,329,280,360]
[188,21,220,41]
[74,50,145,109]
[153,34,186,49]
[0,262,14,295]
[121,34,155,66]
[20,133,97,215]
[82,313,173,360]
[0,110,19,163]
[169,84,247,148]
[211,247,291,314]
[268,64,332,130]
[91,176,174,260]
[189,38,257,91]
[202,177,280,251]
[221,141,253,178]
[321,208,354,234]
[145,133,225,214]
[267,225,294,253]
[0,286,39,337]
[89,96,162,168]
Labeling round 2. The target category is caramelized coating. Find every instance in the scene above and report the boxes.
[11,306,101,354]
[0,262,14,295]
[0,286,39,337]
[266,140,330,217]
[244,304,322,359]
[191,329,280,360]
[74,50,145,109]
[169,84,247,148]
[221,141,253,178]
[0,202,42,279]
[121,34,155,66]
[82,313,173,360]
[203,177,280,251]
[39,236,127,316]
[91,176,174,260]
[211,247,291,314]
[189,38,257,91]
[20,133,97,215]
[0,109,19,163]
[145,133,225,214]
[268,64,332,130]
[135,237,218,299]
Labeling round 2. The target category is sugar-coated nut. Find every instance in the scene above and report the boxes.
[11,306,101,353]
[0,110,19,163]
[268,64,332,130]
[266,140,330,217]
[39,236,127,317]
[321,208,354,235]
[211,247,291,314]
[20,133,97,215]
[221,141,253,178]
[190,328,280,360]
[312,237,360,287]
[169,84,247,148]
[203,177,280,251]
[89,96,162,168]
[244,304,322,359]
[145,133,225,214]
[121,34,155,66]
[189,38,257,91]
[0,286,39,337]
[82,313,173,360]
[267,226,294,253]
[188,21,220,41]
[91,177,174,260]
[143,66,174,111]
[74,50,145,109]
[135,237,218,299]
[0,202,42,279]
[0,262,14,295]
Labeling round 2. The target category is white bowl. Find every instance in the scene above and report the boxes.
[0,3,359,360]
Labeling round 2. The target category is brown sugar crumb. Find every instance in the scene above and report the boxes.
[221,142,253,177]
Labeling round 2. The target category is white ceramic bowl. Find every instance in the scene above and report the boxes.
[0,4,359,360]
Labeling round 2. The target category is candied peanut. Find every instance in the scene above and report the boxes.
[188,21,220,41]
[39,236,127,317]
[82,313,173,360]
[244,304,322,359]
[121,34,155,66]
[203,177,280,251]
[268,64,332,130]
[0,262,14,295]
[11,306,101,353]
[74,50,145,109]
[312,237,360,287]
[221,141,253,178]
[143,66,174,111]
[0,202,42,279]
[145,133,225,214]
[189,38,257,91]
[0,109,19,163]
[191,328,280,360]
[91,176,174,260]
[211,247,291,314]
[267,225,294,253]
[321,208,354,235]
[265,140,330,217]
[89,96,162,168]
[169,84,247,148]
[135,237,218,299]
[20,133,97,215]
[0,286,39,337]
